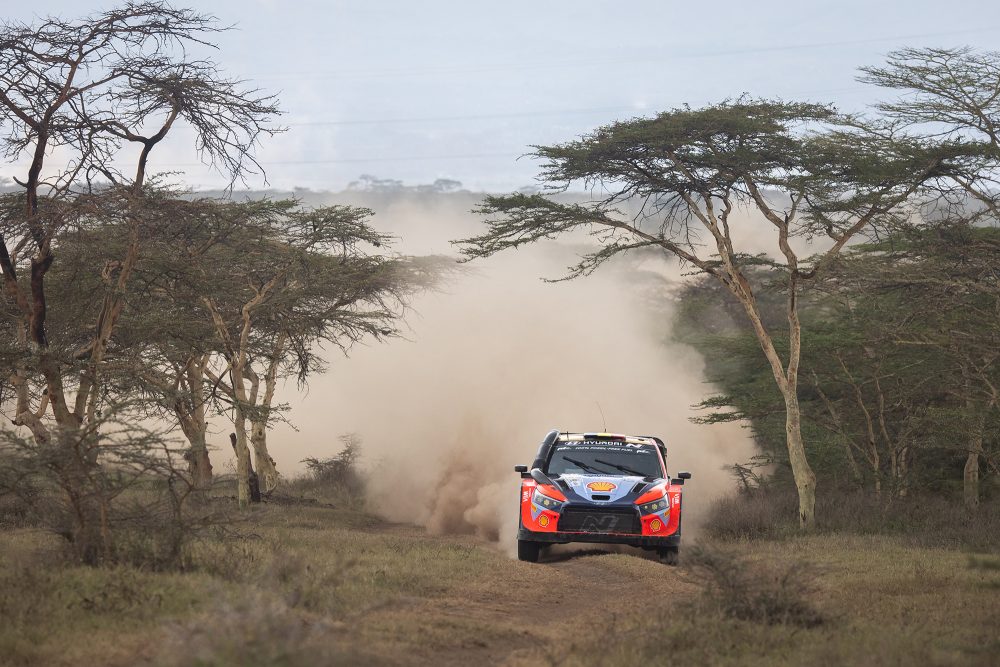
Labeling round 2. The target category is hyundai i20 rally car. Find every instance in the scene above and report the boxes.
[515,430,691,564]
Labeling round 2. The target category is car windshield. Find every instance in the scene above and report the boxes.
[546,441,663,478]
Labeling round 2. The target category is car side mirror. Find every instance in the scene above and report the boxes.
[514,465,528,474]
[670,477,686,485]
[678,471,691,479]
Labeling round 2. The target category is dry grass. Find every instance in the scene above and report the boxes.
[0,502,507,666]
[707,488,1000,550]
[683,541,824,627]
[1,499,998,666]
[553,535,1000,667]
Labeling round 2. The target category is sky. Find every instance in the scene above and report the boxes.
[3,0,1000,191]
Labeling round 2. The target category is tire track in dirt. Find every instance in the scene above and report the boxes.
[349,533,695,666]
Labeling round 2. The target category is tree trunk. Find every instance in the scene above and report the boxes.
[230,426,252,509]
[964,410,985,510]
[183,427,214,491]
[781,386,817,528]
[178,355,213,490]
[204,281,279,508]
[731,267,817,529]
[897,447,909,498]
[59,424,111,564]
[250,418,278,495]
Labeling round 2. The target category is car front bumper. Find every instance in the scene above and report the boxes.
[518,527,681,549]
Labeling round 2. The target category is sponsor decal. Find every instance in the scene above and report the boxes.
[538,514,550,527]
[587,481,617,492]
[650,518,663,532]
[581,515,622,531]
[575,441,653,453]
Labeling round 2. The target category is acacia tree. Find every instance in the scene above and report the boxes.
[100,197,261,489]
[0,3,278,440]
[674,243,999,505]
[457,100,954,527]
[675,266,937,497]
[0,3,279,559]
[186,202,431,506]
[806,275,946,498]
[826,225,1000,507]
[64,196,433,506]
[860,47,1000,218]
[859,48,1000,506]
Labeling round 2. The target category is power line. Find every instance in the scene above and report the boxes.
[283,87,869,127]
[248,26,1000,81]
[86,152,531,169]
[160,85,868,131]
[0,85,876,170]
[287,105,644,127]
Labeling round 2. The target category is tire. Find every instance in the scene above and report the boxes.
[658,547,679,566]
[517,539,541,563]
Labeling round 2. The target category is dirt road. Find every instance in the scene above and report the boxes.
[338,523,696,666]
[4,504,998,667]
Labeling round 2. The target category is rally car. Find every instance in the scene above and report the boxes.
[514,430,691,564]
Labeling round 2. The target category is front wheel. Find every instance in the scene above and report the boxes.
[658,547,679,566]
[517,539,541,563]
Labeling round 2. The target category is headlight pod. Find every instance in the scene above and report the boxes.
[532,489,564,511]
[639,495,670,515]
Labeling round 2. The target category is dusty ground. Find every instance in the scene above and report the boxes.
[348,525,696,666]
[1,503,998,666]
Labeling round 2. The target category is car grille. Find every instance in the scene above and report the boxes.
[558,506,641,534]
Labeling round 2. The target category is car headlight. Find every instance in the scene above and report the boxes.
[639,496,670,515]
[532,489,564,510]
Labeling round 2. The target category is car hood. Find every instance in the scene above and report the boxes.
[557,474,659,504]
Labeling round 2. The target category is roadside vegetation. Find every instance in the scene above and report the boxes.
[1,3,999,666]
[0,2,441,568]
[552,534,1000,667]
[3,493,998,666]
[458,47,1000,529]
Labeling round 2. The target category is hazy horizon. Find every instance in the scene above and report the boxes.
[4,0,1000,192]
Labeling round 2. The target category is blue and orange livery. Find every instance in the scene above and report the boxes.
[515,430,691,564]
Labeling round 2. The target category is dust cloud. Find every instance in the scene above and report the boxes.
[264,191,757,552]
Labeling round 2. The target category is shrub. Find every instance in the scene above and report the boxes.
[706,486,1000,550]
[288,433,366,506]
[156,597,359,667]
[0,488,34,529]
[0,407,232,569]
[0,561,61,632]
[189,533,271,583]
[704,489,799,540]
[683,542,824,627]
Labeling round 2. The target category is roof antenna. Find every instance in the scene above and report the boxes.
[596,401,608,433]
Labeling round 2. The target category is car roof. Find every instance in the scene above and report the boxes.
[557,432,660,447]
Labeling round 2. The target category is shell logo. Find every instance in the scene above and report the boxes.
[587,481,617,492]
[650,518,663,532]
[538,515,550,527]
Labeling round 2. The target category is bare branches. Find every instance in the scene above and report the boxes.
[0,4,281,442]
[860,47,1000,146]
[0,3,229,194]
[859,47,1000,222]
[104,61,284,188]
